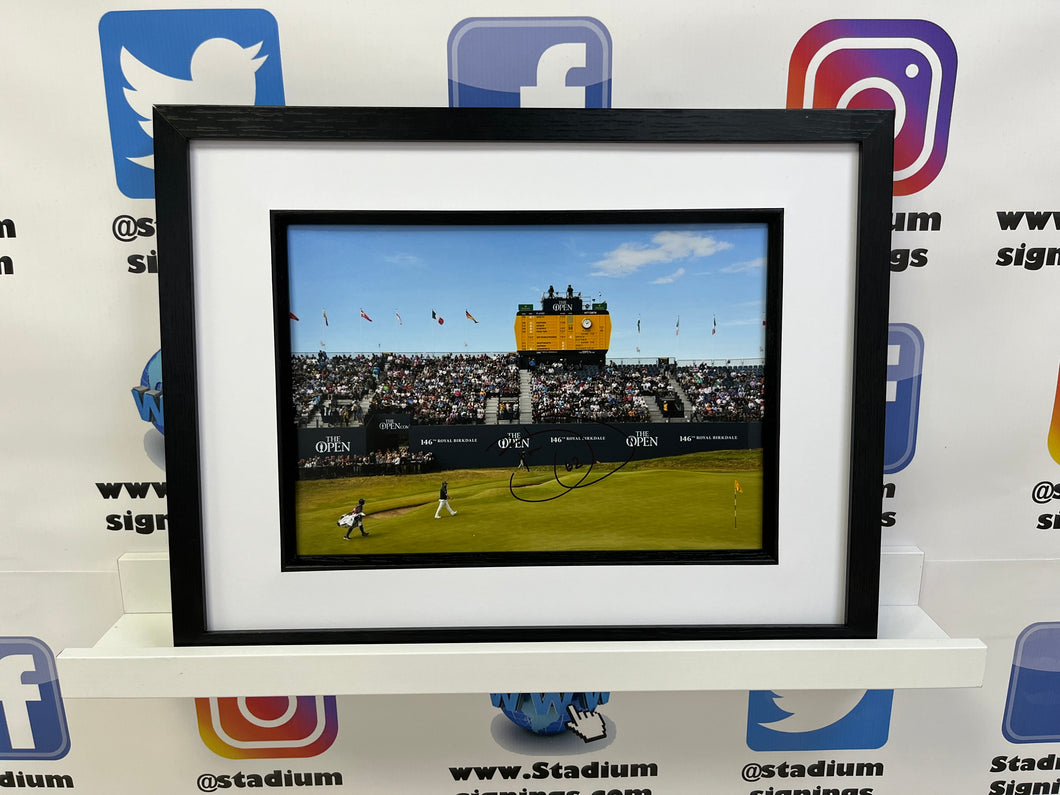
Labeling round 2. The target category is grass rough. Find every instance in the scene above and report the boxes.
[296,450,763,556]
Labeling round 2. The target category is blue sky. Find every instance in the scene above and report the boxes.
[286,221,768,360]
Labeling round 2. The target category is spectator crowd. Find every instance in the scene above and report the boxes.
[297,448,435,479]
[365,352,520,425]
[292,353,765,477]
[528,362,670,423]
[292,352,764,428]
[291,352,383,427]
[675,363,765,423]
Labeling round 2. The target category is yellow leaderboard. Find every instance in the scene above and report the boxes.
[514,312,612,353]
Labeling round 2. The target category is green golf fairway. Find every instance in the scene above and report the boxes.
[296,450,763,556]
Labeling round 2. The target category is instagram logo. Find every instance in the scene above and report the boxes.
[1048,363,1060,466]
[195,696,338,759]
[788,20,957,196]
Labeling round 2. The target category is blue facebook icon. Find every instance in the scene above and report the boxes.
[884,323,924,474]
[0,639,70,760]
[448,17,612,108]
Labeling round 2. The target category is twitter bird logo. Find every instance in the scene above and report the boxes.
[120,39,268,170]
[757,690,869,733]
[99,9,284,199]
[747,690,892,751]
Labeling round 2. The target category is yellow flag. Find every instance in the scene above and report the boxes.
[734,479,743,494]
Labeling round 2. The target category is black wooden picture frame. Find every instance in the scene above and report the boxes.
[154,106,893,646]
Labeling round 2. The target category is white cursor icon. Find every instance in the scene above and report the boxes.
[565,703,607,742]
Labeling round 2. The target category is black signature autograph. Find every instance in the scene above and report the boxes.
[484,423,634,503]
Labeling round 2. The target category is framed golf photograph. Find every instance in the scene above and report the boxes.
[275,208,780,569]
[154,106,893,646]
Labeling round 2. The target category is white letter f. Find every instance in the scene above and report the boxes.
[0,655,41,749]
[520,42,587,108]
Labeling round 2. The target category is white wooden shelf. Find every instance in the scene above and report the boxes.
[55,548,987,698]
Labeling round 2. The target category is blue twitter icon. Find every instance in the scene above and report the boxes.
[99,9,285,199]
[747,690,892,751]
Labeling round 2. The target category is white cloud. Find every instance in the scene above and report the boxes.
[651,267,685,284]
[721,256,765,274]
[591,231,733,277]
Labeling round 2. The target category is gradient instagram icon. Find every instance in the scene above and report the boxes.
[196,696,338,759]
[788,20,957,196]
[1048,364,1060,466]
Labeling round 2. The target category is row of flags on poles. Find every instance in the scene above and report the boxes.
[637,314,717,336]
[290,308,479,326]
[299,309,740,334]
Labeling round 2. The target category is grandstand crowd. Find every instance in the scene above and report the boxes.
[367,352,520,425]
[293,351,764,428]
[677,363,765,423]
[291,352,382,427]
[529,362,669,424]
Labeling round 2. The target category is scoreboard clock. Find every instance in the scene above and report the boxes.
[513,290,612,357]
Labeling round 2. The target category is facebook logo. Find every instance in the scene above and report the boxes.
[448,17,612,108]
[884,323,924,474]
[747,690,892,751]
[0,639,70,760]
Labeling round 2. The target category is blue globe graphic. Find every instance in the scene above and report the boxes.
[136,350,164,435]
[490,692,609,735]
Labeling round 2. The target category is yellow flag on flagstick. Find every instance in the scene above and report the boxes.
[734,479,743,494]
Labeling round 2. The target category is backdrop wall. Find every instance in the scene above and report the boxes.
[2,2,1058,792]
